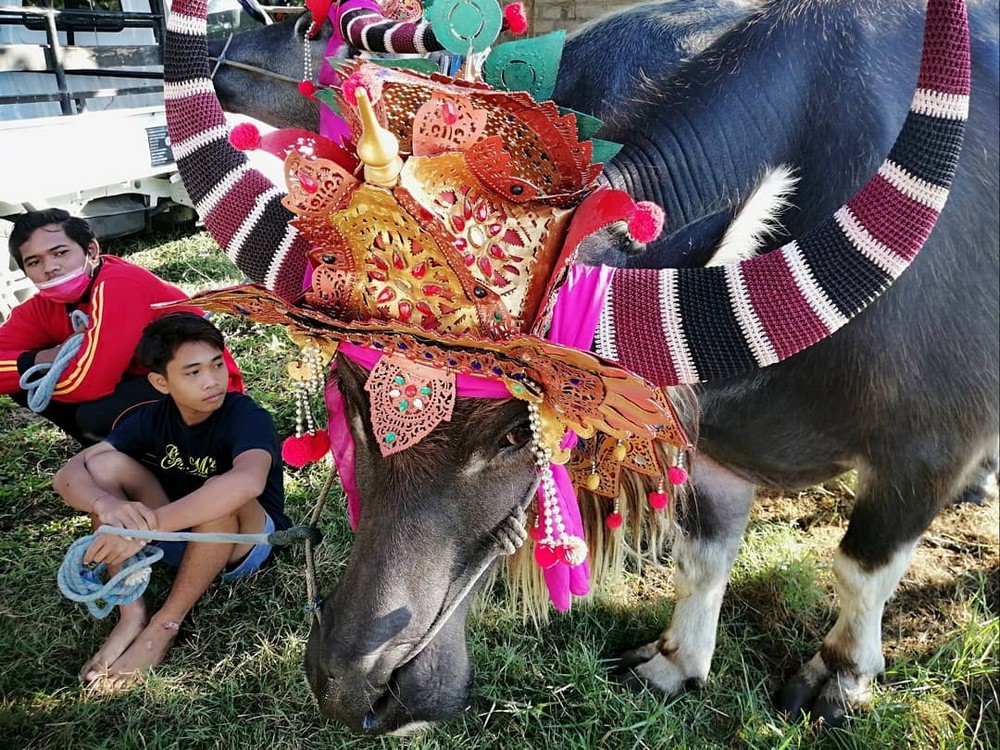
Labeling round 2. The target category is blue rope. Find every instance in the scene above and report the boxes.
[19,310,90,412]
[58,524,323,618]
[57,536,164,619]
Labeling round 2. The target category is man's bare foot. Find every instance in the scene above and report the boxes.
[80,600,148,684]
[90,615,181,689]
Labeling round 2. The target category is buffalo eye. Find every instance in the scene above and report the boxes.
[502,421,532,451]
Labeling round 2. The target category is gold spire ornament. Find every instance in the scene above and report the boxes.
[355,86,403,188]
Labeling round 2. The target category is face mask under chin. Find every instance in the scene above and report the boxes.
[36,259,96,303]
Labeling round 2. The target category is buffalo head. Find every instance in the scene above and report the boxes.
[303,358,538,732]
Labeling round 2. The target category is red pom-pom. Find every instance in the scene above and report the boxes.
[298,80,318,100]
[304,0,333,37]
[533,542,558,569]
[528,525,543,541]
[282,435,312,467]
[342,74,365,103]
[648,491,669,510]
[229,122,261,151]
[605,512,623,529]
[502,2,528,34]
[667,466,688,486]
[308,429,331,461]
[628,201,665,244]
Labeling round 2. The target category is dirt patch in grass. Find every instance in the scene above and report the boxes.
[753,486,998,648]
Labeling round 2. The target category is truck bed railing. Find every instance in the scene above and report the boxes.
[0,4,164,116]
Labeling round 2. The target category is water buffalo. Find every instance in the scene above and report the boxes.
[166,0,998,735]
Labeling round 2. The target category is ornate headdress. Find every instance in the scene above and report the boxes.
[189,5,688,611]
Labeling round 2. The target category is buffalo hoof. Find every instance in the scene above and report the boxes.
[774,654,877,728]
[609,642,707,696]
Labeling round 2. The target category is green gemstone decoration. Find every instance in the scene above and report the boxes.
[399,400,409,411]
[419,386,432,395]
[427,0,502,55]
[385,432,397,443]
[484,31,565,102]
[395,376,406,385]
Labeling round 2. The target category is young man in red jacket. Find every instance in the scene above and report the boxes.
[1,209,243,443]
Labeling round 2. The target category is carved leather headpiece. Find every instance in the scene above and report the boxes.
[203,56,682,461]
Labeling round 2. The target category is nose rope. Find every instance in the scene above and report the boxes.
[393,503,529,669]
[210,33,235,79]
[58,470,335,619]
[208,55,305,85]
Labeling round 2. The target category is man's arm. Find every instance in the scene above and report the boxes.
[0,301,58,394]
[53,442,157,529]
[152,449,272,532]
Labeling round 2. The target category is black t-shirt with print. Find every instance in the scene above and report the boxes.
[105,392,290,530]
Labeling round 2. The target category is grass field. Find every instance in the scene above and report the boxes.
[1,229,996,749]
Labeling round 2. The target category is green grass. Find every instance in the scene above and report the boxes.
[1,229,996,749]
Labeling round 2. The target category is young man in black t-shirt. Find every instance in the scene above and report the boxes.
[54,312,289,687]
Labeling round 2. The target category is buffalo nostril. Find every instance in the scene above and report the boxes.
[362,710,378,731]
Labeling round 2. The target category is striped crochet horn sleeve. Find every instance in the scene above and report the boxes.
[339,0,443,54]
[164,0,310,301]
[595,0,970,387]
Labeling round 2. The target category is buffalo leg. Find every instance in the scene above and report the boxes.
[774,539,918,726]
[773,444,981,727]
[617,453,755,693]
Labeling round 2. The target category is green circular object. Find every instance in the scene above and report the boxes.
[427,0,502,54]
[497,60,537,93]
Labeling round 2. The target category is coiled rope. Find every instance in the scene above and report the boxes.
[19,310,90,412]
[58,523,323,618]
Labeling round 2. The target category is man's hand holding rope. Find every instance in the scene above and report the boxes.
[88,495,157,566]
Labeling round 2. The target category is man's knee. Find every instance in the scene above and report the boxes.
[191,511,240,534]
[86,449,145,486]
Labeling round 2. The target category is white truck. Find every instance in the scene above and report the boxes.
[0,0,264,318]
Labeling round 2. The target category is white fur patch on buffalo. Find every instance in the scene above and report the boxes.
[825,541,918,677]
[708,164,799,266]
[631,532,740,692]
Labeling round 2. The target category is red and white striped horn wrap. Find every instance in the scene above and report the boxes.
[164,0,310,301]
[338,0,444,55]
[595,0,970,386]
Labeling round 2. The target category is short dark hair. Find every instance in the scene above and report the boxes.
[8,209,96,271]
[137,312,226,375]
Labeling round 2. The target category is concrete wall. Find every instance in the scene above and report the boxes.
[522,0,639,34]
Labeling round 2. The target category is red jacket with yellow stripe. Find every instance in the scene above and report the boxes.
[0,256,243,402]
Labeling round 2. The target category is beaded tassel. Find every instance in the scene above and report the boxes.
[605,496,622,529]
[668,448,689,486]
[282,345,331,467]
[298,17,318,99]
[648,476,668,510]
[528,402,588,568]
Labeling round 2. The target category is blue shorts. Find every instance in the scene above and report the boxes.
[153,512,276,583]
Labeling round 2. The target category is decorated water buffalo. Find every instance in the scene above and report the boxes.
[164,0,998,736]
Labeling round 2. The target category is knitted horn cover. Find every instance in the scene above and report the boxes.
[164,0,310,302]
[337,0,444,54]
[596,0,970,386]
